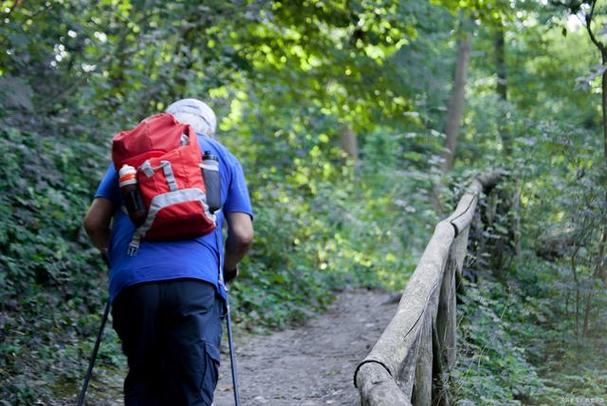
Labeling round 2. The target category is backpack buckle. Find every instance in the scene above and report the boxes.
[127,236,141,256]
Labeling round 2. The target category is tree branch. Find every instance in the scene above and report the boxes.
[585,0,607,54]
[5,0,23,18]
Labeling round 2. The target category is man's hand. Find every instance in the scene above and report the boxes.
[223,266,238,284]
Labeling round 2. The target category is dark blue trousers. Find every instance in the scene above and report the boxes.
[112,279,223,406]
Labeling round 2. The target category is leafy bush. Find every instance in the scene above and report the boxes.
[0,125,125,403]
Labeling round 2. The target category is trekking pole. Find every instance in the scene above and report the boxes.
[225,288,241,406]
[77,254,111,406]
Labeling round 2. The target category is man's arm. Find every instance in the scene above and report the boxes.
[223,212,254,282]
[83,198,117,256]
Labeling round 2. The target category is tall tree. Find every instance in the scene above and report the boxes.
[583,0,607,162]
[573,0,607,282]
[495,17,512,157]
[340,126,359,162]
[552,0,607,162]
[442,16,472,171]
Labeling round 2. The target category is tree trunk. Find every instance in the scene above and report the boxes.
[340,126,359,161]
[598,226,607,282]
[442,28,471,172]
[582,291,594,337]
[571,248,581,337]
[602,50,607,162]
[495,20,511,157]
[600,50,607,282]
[512,180,522,256]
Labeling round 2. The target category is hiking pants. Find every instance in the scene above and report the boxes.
[112,279,224,406]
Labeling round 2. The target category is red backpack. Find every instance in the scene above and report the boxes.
[112,113,216,255]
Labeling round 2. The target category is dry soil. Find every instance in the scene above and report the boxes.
[212,288,398,406]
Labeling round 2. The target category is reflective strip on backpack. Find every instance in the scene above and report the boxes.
[180,133,189,146]
[161,161,178,191]
[126,188,215,256]
[140,160,155,178]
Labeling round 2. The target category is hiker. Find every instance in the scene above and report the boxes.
[83,98,254,405]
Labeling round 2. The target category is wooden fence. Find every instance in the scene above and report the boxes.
[353,171,505,406]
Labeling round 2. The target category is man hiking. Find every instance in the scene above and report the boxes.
[83,98,254,405]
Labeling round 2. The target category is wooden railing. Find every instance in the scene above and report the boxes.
[353,171,505,406]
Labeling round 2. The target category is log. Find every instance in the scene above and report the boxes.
[437,250,457,369]
[535,228,576,261]
[413,312,434,405]
[432,322,450,406]
[354,171,505,406]
[354,222,454,401]
[476,169,506,189]
[356,362,411,406]
[450,227,469,276]
[445,186,479,236]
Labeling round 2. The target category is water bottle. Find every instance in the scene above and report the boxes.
[202,151,221,213]
[119,164,147,226]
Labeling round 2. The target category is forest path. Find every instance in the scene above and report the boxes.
[212,288,398,406]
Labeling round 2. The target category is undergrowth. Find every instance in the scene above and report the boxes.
[452,252,607,405]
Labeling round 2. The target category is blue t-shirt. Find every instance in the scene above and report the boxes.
[95,135,253,302]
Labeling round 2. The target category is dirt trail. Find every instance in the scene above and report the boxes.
[213,288,398,406]
[70,288,397,405]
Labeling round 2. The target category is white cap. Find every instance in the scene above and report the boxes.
[166,98,217,137]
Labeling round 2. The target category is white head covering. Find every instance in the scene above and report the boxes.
[166,98,217,137]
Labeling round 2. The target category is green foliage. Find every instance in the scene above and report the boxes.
[0,126,126,403]
[1,0,606,402]
[225,110,438,328]
[452,280,545,404]
[454,252,607,405]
